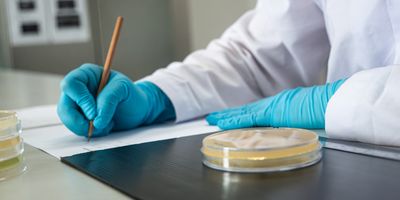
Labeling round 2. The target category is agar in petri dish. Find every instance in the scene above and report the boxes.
[0,111,26,181]
[201,128,322,172]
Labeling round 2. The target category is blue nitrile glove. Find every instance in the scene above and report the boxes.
[206,79,346,130]
[57,63,176,137]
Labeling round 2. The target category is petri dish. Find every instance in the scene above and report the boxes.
[201,128,322,172]
[0,111,26,181]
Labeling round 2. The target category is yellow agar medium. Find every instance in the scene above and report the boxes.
[0,155,23,171]
[0,136,21,149]
[201,128,322,172]
[0,111,19,140]
[0,111,26,181]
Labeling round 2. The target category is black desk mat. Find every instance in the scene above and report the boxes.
[61,133,400,200]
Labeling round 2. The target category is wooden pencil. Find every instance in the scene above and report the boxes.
[88,16,124,142]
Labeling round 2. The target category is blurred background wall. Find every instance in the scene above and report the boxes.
[0,0,256,79]
[0,0,12,68]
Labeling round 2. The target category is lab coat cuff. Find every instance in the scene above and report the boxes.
[325,65,400,146]
[325,76,360,142]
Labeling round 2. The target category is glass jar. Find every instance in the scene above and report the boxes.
[0,111,26,181]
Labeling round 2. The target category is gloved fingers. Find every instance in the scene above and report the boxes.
[206,107,249,125]
[93,79,130,129]
[216,113,269,130]
[216,114,257,130]
[60,64,103,120]
[206,98,274,125]
[91,120,114,137]
[57,93,90,136]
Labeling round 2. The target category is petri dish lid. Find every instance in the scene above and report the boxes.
[0,136,24,161]
[201,128,322,172]
[203,128,318,151]
[0,111,20,139]
[0,111,18,126]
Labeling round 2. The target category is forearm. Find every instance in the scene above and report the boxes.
[326,65,400,146]
[143,10,264,122]
[206,79,347,130]
[144,1,329,122]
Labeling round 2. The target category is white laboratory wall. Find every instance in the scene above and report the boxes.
[5,0,90,46]
[0,0,12,68]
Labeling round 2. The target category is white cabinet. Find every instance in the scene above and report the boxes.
[5,0,91,46]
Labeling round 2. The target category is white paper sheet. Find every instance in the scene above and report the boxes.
[15,104,61,129]
[17,105,400,161]
[21,119,220,159]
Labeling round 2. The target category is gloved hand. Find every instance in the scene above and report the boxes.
[57,63,175,137]
[206,79,346,130]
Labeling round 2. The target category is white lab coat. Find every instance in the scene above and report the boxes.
[144,0,400,146]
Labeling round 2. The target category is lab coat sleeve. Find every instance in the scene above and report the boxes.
[325,65,400,146]
[143,0,329,122]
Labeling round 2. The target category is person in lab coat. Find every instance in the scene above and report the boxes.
[58,0,400,146]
